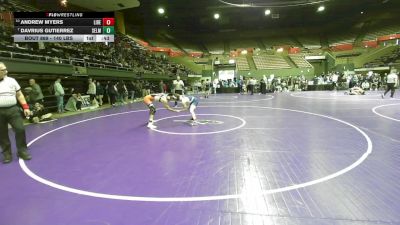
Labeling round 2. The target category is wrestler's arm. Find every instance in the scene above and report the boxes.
[161,98,180,112]
[179,101,190,111]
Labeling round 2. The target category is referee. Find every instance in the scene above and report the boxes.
[381,69,399,99]
[172,75,184,107]
[0,62,32,163]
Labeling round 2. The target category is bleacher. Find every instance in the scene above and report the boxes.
[262,37,295,48]
[204,41,224,55]
[5,0,40,11]
[328,34,356,46]
[289,55,313,68]
[392,58,400,67]
[229,39,258,51]
[364,25,400,41]
[179,42,203,54]
[234,57,250,70]
[253,55,291,69]
[8,0,40,12]
[297,36,321,50]
[1,20,192,75]
[149,38,180,52]
[0,0,197,113]
[364,47,400,68]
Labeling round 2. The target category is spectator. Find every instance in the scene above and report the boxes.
[260,76,267,94]
[96,81,104,106]
[126,81,135,102]
[135,80,143,98]
[213,78,219,94]
[54,77,65,113]
[65,92,83,112]
[159,80,165,93]
[107,81,117,106]
[28,78,44,104]
[287,76,293,91]
[87,78,96,103]
[163,81,168,93]
[237,77,244,94]
[361,80,370,90]
[116,80,128,104]
[104,81,111,104]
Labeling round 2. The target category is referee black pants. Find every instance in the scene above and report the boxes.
[0,105,28,155]
[174,90,183,106]
[384,83,396,98]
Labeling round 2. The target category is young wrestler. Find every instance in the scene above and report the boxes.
[345,86,365,95]
[143,93,179,129]
[177,94,200,125]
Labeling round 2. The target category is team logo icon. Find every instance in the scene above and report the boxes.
[173,119,224,126]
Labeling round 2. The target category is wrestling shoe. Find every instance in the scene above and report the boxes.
[190,120,199,126]
[147,123,157,129]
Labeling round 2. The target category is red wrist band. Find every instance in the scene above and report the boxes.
[22,104,29,110]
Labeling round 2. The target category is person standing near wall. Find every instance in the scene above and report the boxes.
[87,78,96,104]
[96,81,104,106]
[28,78,44,105]
[159,80,165,93]
[54,77,65,113]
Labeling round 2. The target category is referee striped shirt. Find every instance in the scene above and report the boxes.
[0,76,20,107]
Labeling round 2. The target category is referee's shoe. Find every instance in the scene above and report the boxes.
[2,152,12,164]
[17,150,32,161]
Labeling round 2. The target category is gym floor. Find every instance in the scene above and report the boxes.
[1,91,400,225]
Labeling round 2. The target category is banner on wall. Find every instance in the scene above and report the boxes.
[377,34,400,42]
[331,44,353,51]
[188,74,202,78]
[289,47,301,54]
[169,50,184,57]
[189,52,203,58]
[362,40,378,48]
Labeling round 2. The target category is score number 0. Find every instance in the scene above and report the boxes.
[102,18,115,26]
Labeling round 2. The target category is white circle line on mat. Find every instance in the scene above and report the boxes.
[372,103,400,122]
[20,106,372,202]
[151,113,246,135]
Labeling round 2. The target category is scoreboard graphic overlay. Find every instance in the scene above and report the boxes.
[13,12,115,42]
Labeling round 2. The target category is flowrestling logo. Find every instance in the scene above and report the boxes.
[173,119,224,126]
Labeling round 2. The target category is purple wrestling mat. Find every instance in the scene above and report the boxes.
[1,92,400,225]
